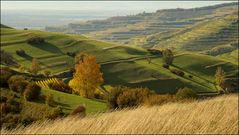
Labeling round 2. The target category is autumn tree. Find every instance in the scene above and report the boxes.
[162,49,174,65]
[69,54,104,98]
[215,67,226,89]
[30,58,41,75]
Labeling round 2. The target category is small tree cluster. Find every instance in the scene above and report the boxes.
[45,106,64,120]
[107,86,154,109]
[8,75,29,94]
[70,105,86,117]
[27,36,45,44]
[175,87,198,100]
[162,49,174,65]
[24,83,41,101]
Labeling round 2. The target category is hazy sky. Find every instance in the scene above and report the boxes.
[1,1,236,11]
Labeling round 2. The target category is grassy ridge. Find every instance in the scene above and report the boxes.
[2,94,238,134]
[1,27,238,93]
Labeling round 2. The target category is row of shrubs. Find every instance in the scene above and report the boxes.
[8,75,41,101]
[107,86,198,109]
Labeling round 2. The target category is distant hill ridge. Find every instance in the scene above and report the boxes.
[0,24,12,28]
[45,2,238,47]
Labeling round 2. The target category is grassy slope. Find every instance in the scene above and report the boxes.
[41,88,107,114]
[3,94,238,134]
[1,28,147,74]
[1,27,238,93]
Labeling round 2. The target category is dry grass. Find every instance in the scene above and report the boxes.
[1,94,238,134]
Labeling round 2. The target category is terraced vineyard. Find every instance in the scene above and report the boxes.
[153,13,238,53]
[45,2,238,48]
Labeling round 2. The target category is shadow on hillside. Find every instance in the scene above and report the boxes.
[30,42,63,54]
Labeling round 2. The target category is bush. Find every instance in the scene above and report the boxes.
[24,83,41,101]
[1,114,21,129]
[144,94,176,106]
[117,88,153,108]
[27,36,45,44]
[176,87,198,100]
[48,80,72,94]
[162,64,169,69]
[1,103,12,114]
[45,106,64,119]
[16,49,26,56]
[108,86,154,109]
[0,67,13,87]
[70,105,86,117]
[188,75,193,78]
[170,69,185,76]
[8,75,29,94]
[0,96,8,103]
[45,94,56,107]
[107,86,125,109]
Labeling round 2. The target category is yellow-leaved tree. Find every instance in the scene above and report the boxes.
[69,54,104,98]
[215,67,226,91]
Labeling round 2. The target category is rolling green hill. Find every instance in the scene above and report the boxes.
[1,26,238,94]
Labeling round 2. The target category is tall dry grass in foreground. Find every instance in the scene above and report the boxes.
[1,94,238,134]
